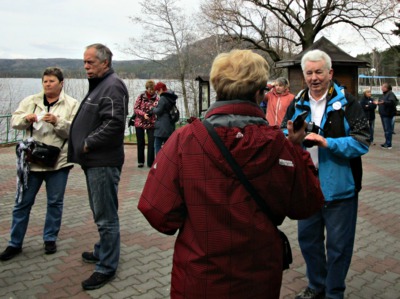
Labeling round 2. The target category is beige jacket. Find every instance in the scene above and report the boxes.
[12,90,79,171]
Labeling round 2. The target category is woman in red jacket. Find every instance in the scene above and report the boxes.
[138,49,324,299]
[265,77,295,126]
[133,80,159,167]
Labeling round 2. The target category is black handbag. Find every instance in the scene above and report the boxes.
[128,114,136,127]
[203,120,293,270]
[21,114,66,167]
[25,140,61,167]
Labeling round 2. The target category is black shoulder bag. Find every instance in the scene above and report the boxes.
[203,120,293,270]
[18,104,66,168]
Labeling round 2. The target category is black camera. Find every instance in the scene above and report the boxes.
[292,111,321,147]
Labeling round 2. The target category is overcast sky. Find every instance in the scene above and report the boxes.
[0,0,200,60]
[0,0,396,61]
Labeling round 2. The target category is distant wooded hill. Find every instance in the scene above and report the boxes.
[1,39,397,79]
[0,58,179,79]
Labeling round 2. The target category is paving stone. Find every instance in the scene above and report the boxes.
[0,121,399,298]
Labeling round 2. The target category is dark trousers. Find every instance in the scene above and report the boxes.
[380,115,393,146]
[368,119,375,143]
[298,196,358,299]
[135,127,155,167]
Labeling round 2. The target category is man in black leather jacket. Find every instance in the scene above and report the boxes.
[68,43,129,290]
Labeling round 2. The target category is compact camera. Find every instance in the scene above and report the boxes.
[292,111,321,147]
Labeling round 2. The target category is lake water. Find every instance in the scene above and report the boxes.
[0,78,208,143]
[0,78,200,115]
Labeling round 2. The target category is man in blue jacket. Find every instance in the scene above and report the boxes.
[281,50,370,299]
[68,43,129,290]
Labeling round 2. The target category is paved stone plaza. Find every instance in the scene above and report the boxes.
[0,120,399,299]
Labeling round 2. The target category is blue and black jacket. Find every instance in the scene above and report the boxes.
[281,82,370,201]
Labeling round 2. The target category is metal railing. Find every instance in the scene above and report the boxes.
[1,115,189,145]
[0,114,25,145]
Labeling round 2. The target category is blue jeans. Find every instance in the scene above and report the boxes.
[154,136,169,156]
[298,196,358,299]
[9,167,70,248]
[84,167,121,275]
[380,115,393,146]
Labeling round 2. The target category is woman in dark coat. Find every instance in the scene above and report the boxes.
[152,82,178,155]
[360,89,377,145]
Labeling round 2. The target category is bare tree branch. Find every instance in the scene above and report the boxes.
[123,0,200,117]
[201,0,400,61]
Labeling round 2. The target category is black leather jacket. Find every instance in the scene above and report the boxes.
[68,69,129,167]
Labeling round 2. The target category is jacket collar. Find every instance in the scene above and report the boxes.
[88,68,114,92]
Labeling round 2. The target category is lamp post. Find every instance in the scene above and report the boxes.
[369,68,376,92]
[195,76,210,118]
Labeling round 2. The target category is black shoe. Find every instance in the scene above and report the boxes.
[381,144,392,149]
[82,251,100,264]
[44,241,57,254]
[138,163,144,168]
[82,272,115,290]
[0,246,22,261]
[295,287,325,299]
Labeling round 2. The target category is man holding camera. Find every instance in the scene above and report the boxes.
[281,50,370,299]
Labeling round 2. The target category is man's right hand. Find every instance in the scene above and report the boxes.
[287,120,307,145]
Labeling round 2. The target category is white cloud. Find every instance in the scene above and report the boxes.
[0,0,200,60]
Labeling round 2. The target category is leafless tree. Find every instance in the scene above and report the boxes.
[123,0,199,117]
[201,0,400,62]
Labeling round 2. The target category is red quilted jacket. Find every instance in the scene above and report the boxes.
[138,100,324,299]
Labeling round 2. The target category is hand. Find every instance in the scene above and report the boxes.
[42,113,58,125]
[304,132,328,148]
[25,113,37,123]
[287,120,306,145]
[83,142,89,153]
[144,113,149,120]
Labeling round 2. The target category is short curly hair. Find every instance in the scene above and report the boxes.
[210,49,269,102]
[145,80,155,90]
[42,67,64,82]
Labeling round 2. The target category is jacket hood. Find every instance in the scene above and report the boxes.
[162,90,178,105]
[190,100,285,179]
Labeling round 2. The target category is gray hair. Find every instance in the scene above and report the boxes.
[86,43,113,67]
[275,77,290,88]
[301,49,332,72]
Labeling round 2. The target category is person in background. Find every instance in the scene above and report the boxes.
[377,82,397,149]
[281,49,370,299]
[152,82,178,155]
[0,67,78,261]
[133,80,159,168]
[360,89,377,145]
[259,84,273,113]
[68,43,129,290]
[265,77,294,126]
[138,49,324,299]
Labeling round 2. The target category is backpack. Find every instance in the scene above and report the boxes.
[169,104,180,123]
